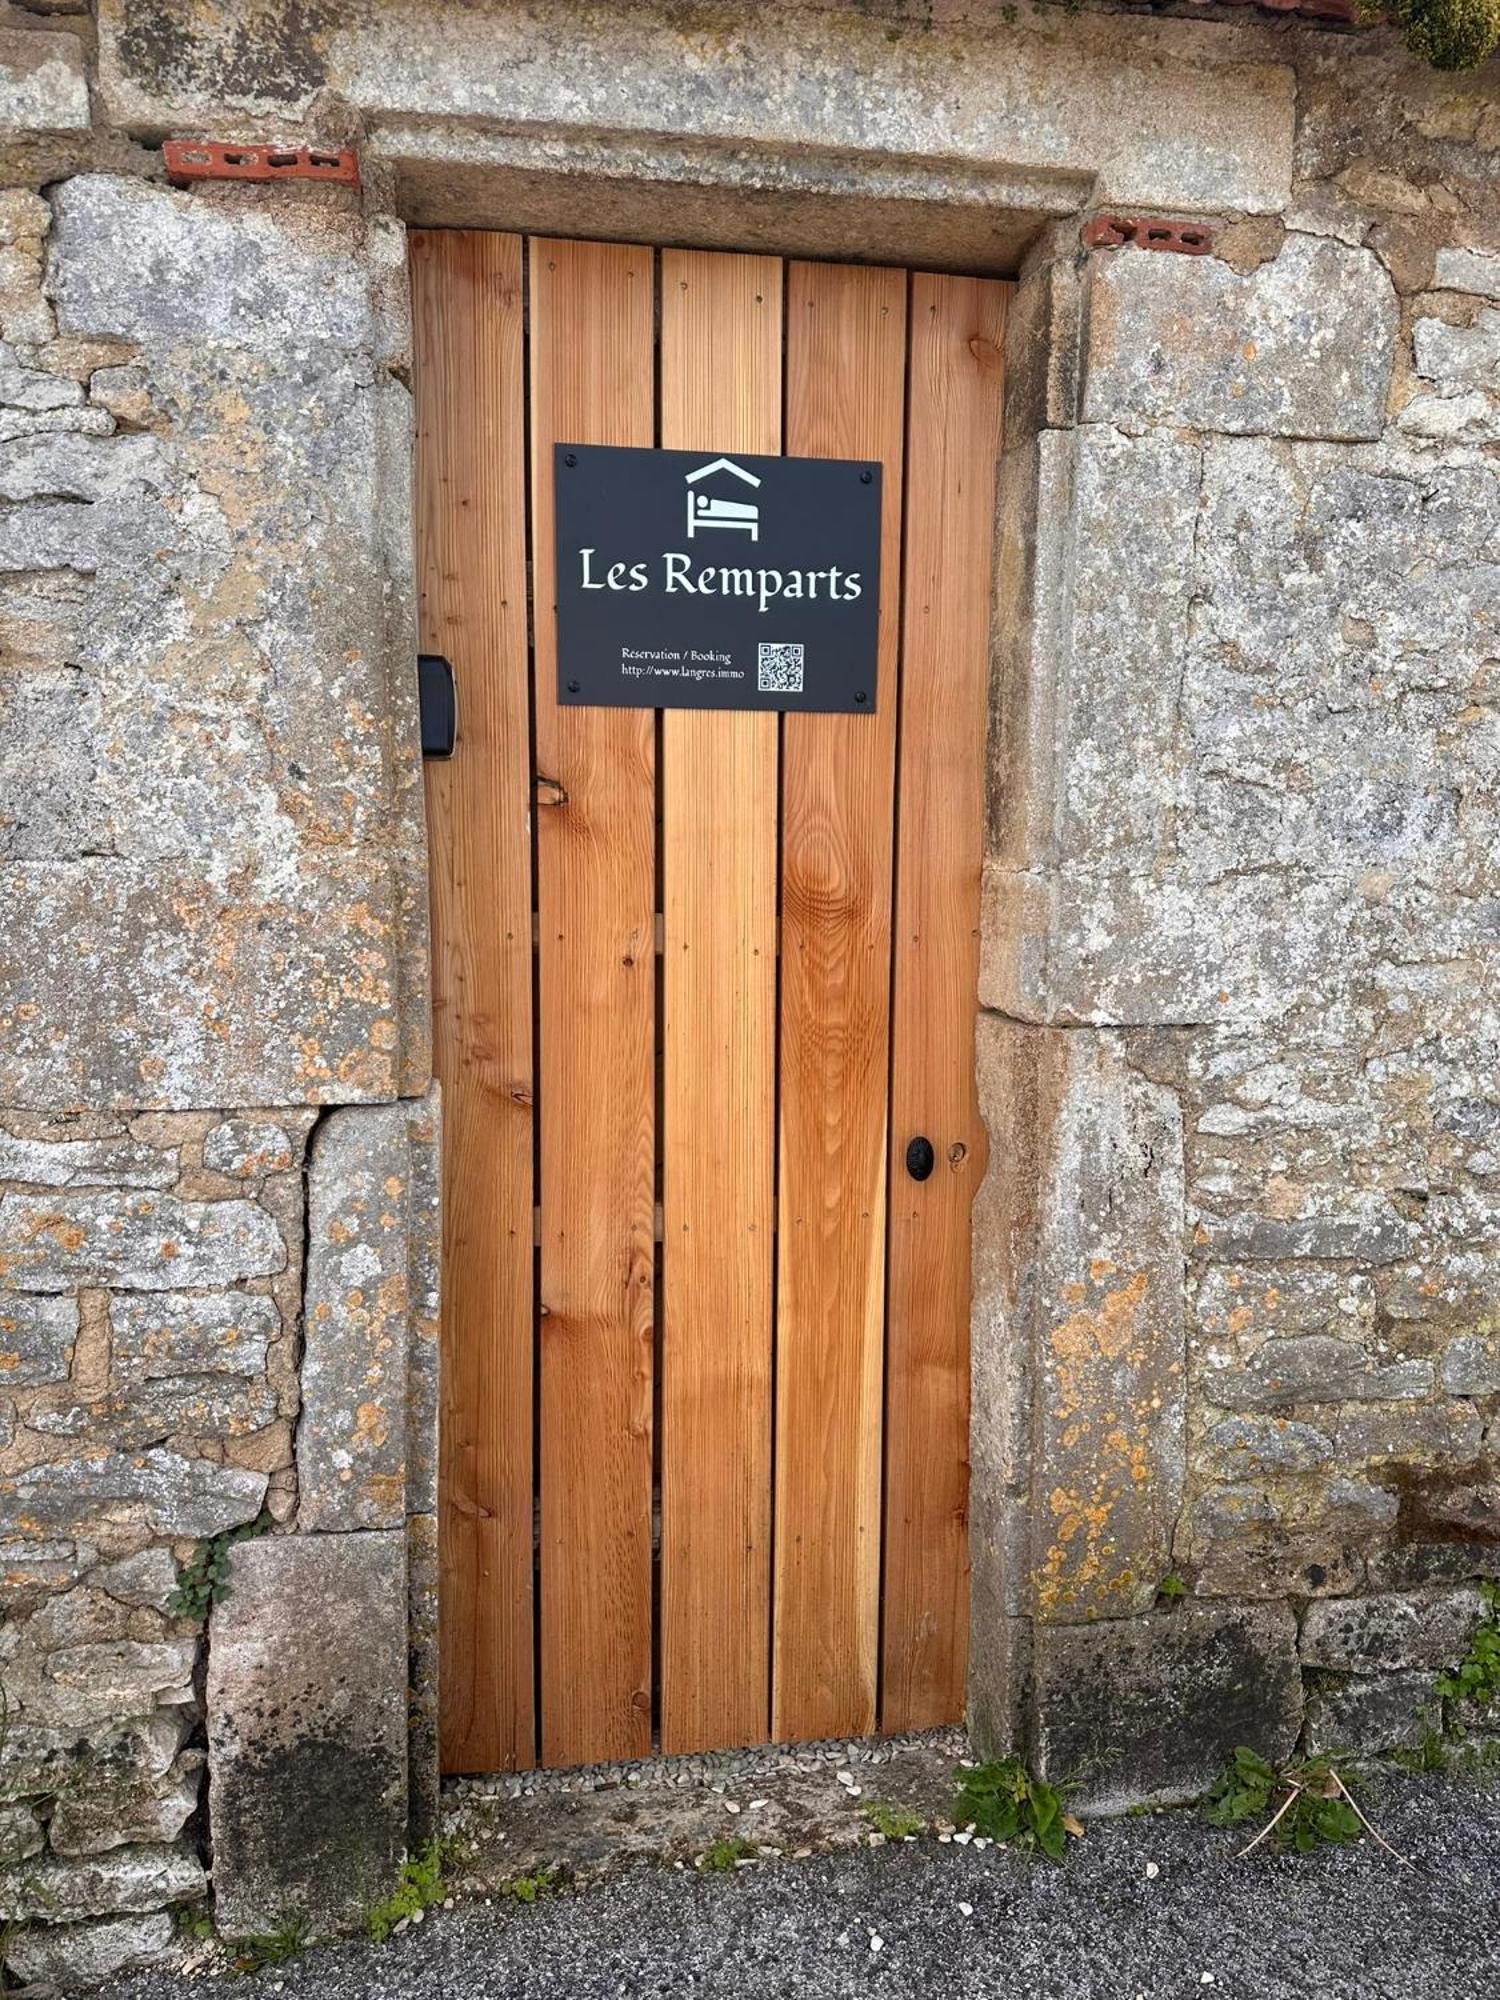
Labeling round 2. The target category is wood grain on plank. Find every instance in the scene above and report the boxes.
[773,260,907,1744]
[881,273,1009,1731]
[412,229,536,1773]
[531,237,657,1767]
[658,249,781,1754]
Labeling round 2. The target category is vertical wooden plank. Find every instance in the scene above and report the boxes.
[773,262,907,1743]
[658,250,781,1755]
[531,238,657,1767]
[882,275,1009,1731]
[412,230,535,1773]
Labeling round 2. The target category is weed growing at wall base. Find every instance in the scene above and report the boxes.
[365,1840,464,1943]
[953,1759,1083,1861]
[228,1917,308,1975]
[1203,1750,1364,1855]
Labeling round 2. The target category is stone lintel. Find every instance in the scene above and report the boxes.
[97,1,1296,218]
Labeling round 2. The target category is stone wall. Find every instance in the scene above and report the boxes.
[978,32,1500,1797]
[0,7,437,1983]
[0,1110,308,1970]
[0,0,1495,1982]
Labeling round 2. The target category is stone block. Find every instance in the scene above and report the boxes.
[1,1843,205,1923]
[110,1291,277,1381]
[46,1637,197,1711]
[971,1022,1185,1626]
[1,1708,188,1803]
[1303,1670,1443,1756]
[1435,246,1500,299]
[0,1130,177,1189]
[1205,1416,1334,1476]
[0,663,103,860]
[1193,1200,1411,1264]
[1397,389,1500,444]
[1413,309,1500,391]
[90,1546,178,1610]
[0,173,428,1113]
[1301,1587,1485,1672]
[0,1191,284,1289]
[1031,1601,1301,1811]
[2,1449,266,1538]
[1190,1520,1366,1602]
[50,178,376,355]
[1442,1335,1500,1395]
[299,1095,440,1531]
[202,1119,295,1180]
[107,1373,279,1442]
[1,1534,94,1604]
[208,1532,408,1937]
[49,1760,201,1858]
[1209,1336,1434,1410]
[0,26,89,136]
[0,1291,76,1383]
[1325,1478,1400,1531]
[1057,429,1200,869]
[1001,244,1085,440]
[5,1912,176,1987]
[1333,1400,1483,1466]
[1082,236,1396,440]
[0,1802,42,1862]
[985,429,1500,1028]
[1367,1541,1500,1593]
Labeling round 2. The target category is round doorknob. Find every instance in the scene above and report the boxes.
[905,1136,935,1182]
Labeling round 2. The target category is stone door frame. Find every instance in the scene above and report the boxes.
[375,131,1116,1804]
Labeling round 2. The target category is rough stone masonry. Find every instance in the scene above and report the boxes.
[0,0,1496,1986]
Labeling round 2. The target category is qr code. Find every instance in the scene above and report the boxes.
[758,642,804,694]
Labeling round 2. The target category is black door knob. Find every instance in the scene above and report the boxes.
[905,1136,935,1182]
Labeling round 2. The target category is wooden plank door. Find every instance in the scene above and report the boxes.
[417,232,1008,1773]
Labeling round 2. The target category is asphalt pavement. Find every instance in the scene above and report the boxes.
[104,1767,1500,2000]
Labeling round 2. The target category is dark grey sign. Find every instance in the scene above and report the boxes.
[553,443,881,712]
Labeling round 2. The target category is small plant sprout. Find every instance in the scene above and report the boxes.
[698,1836,757,1873]
[1155,1573,1189,1605]
[229,1915,308,1974]
[953,1758,1083,1862]
[498,1865,557,1905]
[365,1839,464,1942]
[174,1905,215,1944]
[860,1801,924,1840]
